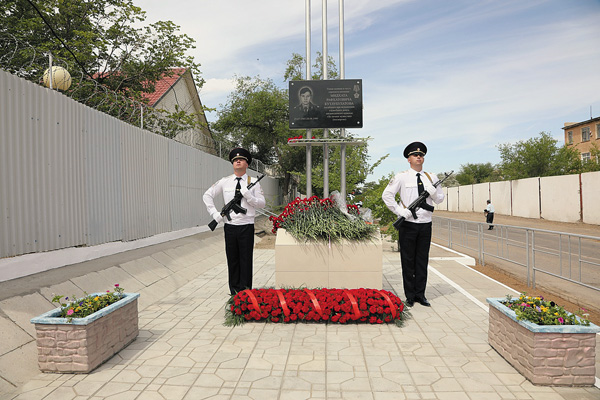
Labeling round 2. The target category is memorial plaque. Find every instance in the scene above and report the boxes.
[289,80,363,129]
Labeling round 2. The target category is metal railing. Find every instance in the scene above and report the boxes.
[432,216,600,292]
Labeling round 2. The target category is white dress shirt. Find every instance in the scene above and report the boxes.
[382,168,445,223]
[203,173,266,226]
[486,203,495,213]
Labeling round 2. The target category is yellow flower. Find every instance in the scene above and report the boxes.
[94,297,99,301]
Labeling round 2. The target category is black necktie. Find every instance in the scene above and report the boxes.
[235,177,242,204]
[417,173,424,195]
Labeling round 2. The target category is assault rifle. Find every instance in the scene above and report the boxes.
[393,171,453,231]
[208,174,265,231]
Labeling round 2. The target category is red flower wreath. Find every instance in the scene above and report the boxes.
[225,288,407,327]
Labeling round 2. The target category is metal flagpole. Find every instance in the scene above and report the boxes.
[322,0,329,198]
[305,0,312,197]
[339,0,346,206]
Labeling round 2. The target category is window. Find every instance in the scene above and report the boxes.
[567,131,573,144]
[581,152,591,162]
[596,123,600,139]
[582,127,591,142]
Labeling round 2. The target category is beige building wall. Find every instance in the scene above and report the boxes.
[473,183,490,214]
[439,174,599,226]
[511,177,540,219]
[458,185,473,212]
[563,117,600,160]
[436,188,448,211]
[447,186,459,212]
[581,171,600,225]
[490,181,512,215]
[539,175,581,223]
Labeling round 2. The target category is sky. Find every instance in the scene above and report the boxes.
[134,0,600,181]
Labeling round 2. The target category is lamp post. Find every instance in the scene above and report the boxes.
[43,53,72,91]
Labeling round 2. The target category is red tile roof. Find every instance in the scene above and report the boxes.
[142,68,187,106]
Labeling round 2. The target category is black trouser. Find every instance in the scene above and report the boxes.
[224,223,254,295]
[486,212,494,228]
[398,221,432,301]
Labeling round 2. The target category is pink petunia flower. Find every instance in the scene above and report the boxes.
[67,309,74,316]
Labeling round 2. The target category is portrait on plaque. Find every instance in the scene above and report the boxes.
[289,80,362,130]
[289,85,324,128]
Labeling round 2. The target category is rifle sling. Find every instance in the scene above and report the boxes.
[399,172,434,209]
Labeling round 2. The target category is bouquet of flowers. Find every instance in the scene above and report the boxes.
[503,293,590,326]
[225,288,407,327]
[269,194,375,242]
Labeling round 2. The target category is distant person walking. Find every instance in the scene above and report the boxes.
[485,200,495,230]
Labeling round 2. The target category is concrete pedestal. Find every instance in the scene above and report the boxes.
[275,229,382,289]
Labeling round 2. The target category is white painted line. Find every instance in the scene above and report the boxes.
[428,265,489,312]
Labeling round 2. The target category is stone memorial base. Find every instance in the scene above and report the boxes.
[275,229,382,289]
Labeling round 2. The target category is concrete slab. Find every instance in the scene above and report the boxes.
[0,292,54,337]
[0,341,39,392]
[0,316,32,356]
[96,266,145,293]
[120,257,169,286]
[38,281,86,305]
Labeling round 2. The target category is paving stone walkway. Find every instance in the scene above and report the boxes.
[5,234,600,399]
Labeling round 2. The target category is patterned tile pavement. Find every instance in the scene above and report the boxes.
[7,235,600,400]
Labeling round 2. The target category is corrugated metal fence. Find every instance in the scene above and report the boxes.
[0,69,281,259]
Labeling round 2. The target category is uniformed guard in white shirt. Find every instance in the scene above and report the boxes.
[203,148,266,295]
[382,142,445,308]
[485,200,495,230]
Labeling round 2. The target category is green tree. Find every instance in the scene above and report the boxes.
[1,0,203,135]
[436,172,459,187]
[283,52,338,81]
[361,173,400,242]
[497,131,582,179]
[212,75,304,200]
[455,163,500,185]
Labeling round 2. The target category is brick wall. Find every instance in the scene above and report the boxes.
[34,299,138,373]
[488,305,596,386]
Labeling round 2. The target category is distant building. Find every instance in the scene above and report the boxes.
[143,68,215,155]
[563,117,600,162]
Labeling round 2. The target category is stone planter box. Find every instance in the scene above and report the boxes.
[275,228,382,289]
[30,293,140,373]
[486,297,599,386]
